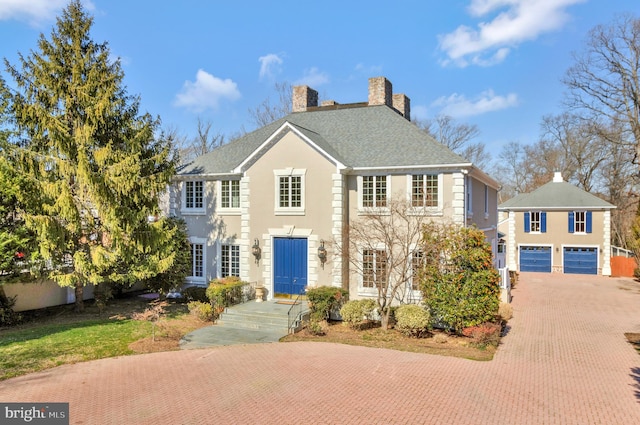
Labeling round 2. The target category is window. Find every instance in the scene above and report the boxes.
[525,211,546,233]
[484,184,489,216]
[184,181,204,211]
[220,180,240,209]
[362,249,386,289]
[569,211,592,234]
[466,175,473,215]
[362,176,387,208]
[411,175,438,208]
[221,244,240,277]
[189,243,204,279]
[279,176,302,208]
[274,169,305,214]
[411,250,423,291]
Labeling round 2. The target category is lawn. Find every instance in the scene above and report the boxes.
[0,295,208,381]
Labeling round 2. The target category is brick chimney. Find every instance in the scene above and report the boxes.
[392,93,410,119]
[292,85,318,112]
[368,77,392,107]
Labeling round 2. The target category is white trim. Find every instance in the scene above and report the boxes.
[405,173,443,215]
[180,180,206,215]
[234,122,347,172]
[274,168,306,215]
[217,179,241,215]
[352,163,472,171]
[186,237,207,285]
[357,174,391,214]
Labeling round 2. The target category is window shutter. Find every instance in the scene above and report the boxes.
[524,212,530,233]
[568,211,575,233]
[541,212,547,233]
[586,211,592,233]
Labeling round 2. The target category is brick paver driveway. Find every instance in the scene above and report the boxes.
[1,273,640,424]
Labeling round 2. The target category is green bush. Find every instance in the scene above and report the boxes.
[182,286,208,302]
[188,301,215,322]
[205,277,247,309]
[394,304,431,338]
[306,286,348,323]
[420,223,501,334]
[0,292,21,327]
[340,299,377,329]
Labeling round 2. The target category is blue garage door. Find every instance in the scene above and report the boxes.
[519,246,552,272]
[273,238,308,295]
[564,247,597,275]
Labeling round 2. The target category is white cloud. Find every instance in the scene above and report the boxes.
[258,53,283,80]
[294,67,329,87]
[0,0,94,26]
[438,0,585,67]
[174,70,241,112]
[431,90,518,117]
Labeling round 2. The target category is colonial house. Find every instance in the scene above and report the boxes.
[170,77,501,300]
[498,172,616,275]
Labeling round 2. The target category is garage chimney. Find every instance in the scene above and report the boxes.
[292,85,318,112]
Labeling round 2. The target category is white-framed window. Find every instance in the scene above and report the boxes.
[187,238,206,284]
[221,244,240,277]
[358,175,390,212]
[274,168,306,215]
[484,184,489,217]
[411,250,423,291]
[362,248,387,289]
[530,211,541,232]
[183,181,204,214]
[411,174,438,207]
[219,180,240,212]
[569,211,592,234]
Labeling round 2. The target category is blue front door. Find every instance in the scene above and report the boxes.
[273,238,308,295]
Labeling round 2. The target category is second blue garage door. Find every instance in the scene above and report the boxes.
[519,246,552,272]
[563,247,598,275]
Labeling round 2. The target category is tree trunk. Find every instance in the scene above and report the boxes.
[380,309,390,330]
[74,281,84,312]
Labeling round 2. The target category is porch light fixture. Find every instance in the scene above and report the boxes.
[252,238,261,264]
[317,240,327,269]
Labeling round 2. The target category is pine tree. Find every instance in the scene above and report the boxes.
[1,1,178,311]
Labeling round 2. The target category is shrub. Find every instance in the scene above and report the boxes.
[634,267,640,280]
[182,286,208,303]
[432,333,449,344]
[188,301,215,322]
[306,286,348,323]
[498,303,513,322]
[0,292,21,327]
[205,277,247,309]
[307,319,327,336]
[420,223,501,334]
[462,322,501,347]
[340,299,377,329]
[394,304,431,338]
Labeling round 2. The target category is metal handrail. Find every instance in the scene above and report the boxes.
[287,291,308,334]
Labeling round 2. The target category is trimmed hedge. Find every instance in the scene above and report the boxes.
[205,276,247,310]
[340,299,377,329]
[395,304,431,338]
[306,286,348,323]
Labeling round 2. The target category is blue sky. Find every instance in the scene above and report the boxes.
[1,0,638,161]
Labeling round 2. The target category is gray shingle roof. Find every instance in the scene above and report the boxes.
[178,105,468,175]
[499,180,615,210]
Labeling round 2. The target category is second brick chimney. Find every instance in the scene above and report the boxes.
[368,77,393,107]
[292,85,318,112]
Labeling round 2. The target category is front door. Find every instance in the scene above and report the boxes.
[273,238,308,295]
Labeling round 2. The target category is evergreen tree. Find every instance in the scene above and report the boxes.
[1,1,178,310]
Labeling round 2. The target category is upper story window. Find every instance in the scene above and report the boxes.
[466,175,473,216]
[183,181,204,213]
[525,211,546,233]
[220,180,240,210]
[361,175,388,209]
[569,211,592,234]
[411,175,438,208]
[274,168,305,215]
[484,184,489,217]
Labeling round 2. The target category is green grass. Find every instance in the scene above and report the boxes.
[0,319,150,380]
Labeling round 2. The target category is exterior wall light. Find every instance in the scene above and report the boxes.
[317,239,327,269]
[252,238,261,264]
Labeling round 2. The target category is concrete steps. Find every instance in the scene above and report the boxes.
[218,309,290,332]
